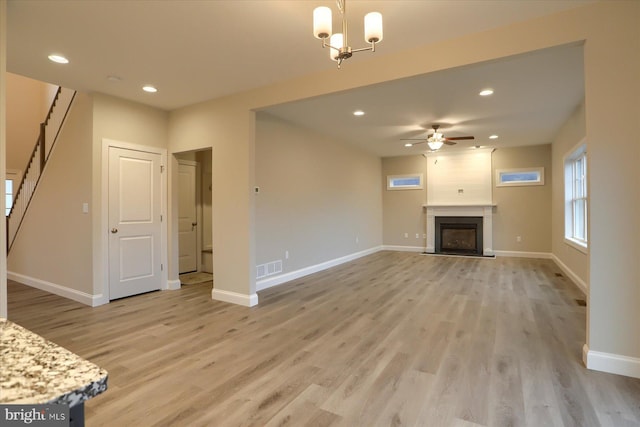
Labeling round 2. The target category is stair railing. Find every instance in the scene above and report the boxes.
[6,87,76,252]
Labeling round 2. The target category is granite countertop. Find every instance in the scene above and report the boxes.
[0,318,108,407]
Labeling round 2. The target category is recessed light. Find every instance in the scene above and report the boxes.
[473,145,481,149]
[107,75,122,83]
[479,89,494,96]
[142,85,158,93]
[404,143,413,147]
[353,110,365,116]
[48,54,69,64]
[489,135,499,139]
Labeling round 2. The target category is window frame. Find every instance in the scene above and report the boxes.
[5,170,21,217]
[386,173,424,191]
[495,167,545,187]
[564,143,588,253]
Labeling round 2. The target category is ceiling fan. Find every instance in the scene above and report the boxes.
[402,125,474,150]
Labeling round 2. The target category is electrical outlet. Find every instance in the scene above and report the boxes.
[356,237,359,244]
[516,236,522,242]
[404,233,408,238]
[415,233,419,238]
[285,250,289,259]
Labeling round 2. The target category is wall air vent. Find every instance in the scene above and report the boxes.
[256,260,283,279]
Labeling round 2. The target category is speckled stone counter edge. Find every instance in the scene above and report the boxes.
[0,318,108,406]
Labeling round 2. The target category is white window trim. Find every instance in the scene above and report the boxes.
[387,173,423,190]
[495,167,544,187]
[564,141,587,253]
[5,169,21,217]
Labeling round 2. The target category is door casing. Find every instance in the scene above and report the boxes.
[97,139,168,305]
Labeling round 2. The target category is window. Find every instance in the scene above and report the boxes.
[565,144,587,251]
[387,174,423,190]
[5,170,20,217]
[495,167,544,187]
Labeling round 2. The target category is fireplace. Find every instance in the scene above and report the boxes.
[435,216,483,256]
[424,204,494,256]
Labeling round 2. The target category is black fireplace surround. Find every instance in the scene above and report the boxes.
[435,216,483,256]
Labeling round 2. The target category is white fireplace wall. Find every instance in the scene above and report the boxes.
[426,149,493,205]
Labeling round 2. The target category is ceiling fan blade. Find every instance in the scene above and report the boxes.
[401,138,428,141]
[443,140,457,146]
[444,136,475,141]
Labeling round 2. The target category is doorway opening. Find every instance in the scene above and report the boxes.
[175,149,213,285]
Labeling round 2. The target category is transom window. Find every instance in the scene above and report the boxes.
[496,167,544,187]
[387,174,423,190]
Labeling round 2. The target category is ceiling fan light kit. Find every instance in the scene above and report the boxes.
[313,0,383,68]
[401,124,475,151]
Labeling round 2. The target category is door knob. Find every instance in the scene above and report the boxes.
[191,222,197,231]
[111,228,118,234]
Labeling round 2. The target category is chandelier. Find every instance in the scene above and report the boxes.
[313,0,383,68]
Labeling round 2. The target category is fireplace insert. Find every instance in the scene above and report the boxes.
[435,216,483,256]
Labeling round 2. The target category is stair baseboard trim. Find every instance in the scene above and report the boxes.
[7,271,103,307]
[551,254,588,295]
[167,279,181,290]
[583,344,640,379]
[256,246,383,292]
[211,289,258,307]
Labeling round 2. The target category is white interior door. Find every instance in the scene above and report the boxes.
[178,160,198,274]
[109,147,162,300]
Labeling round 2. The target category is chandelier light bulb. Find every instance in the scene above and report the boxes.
[329,33,343,61]
[364,12,383,43]
[313,7,332,39]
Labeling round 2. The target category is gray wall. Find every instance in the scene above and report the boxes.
[255,112,382,274]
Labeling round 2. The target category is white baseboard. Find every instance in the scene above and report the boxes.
[551,254,588,295]
[257,246,383,292]
[382,245,425,253]
[7,271,105,307]
[212,288,258,307]
[493,250,552,259]
[583,344,640,379]
[167,279,181,290]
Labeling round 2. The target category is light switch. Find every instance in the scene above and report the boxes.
[82,203,89,214]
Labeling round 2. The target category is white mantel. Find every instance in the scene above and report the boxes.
[423,204,495,256]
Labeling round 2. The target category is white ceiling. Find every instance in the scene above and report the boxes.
[263,44,585,157]
[7,0,589,157]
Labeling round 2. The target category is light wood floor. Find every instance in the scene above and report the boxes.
[7,252,640,426]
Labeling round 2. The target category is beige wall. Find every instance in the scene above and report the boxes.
[91,93,169,296]
[6,73,55,172]
[169,101,255,297]
[256,113,382,273]
[169,1,640,366]
[492,145,552,253]
[552,102,587,287]
[381,155,427,248]
[8,93,94,294]
[383,145,552,254]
